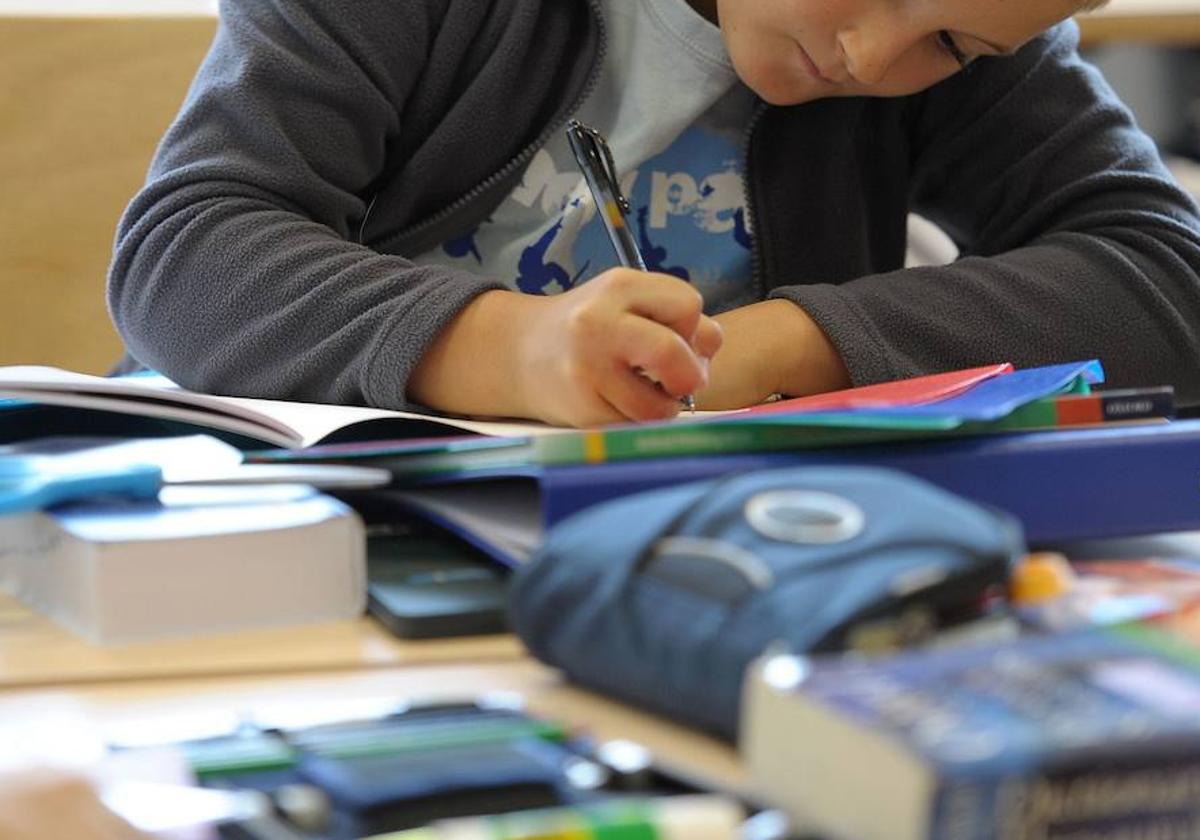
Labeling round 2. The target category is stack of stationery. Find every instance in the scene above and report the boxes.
[392,417,1200,566]
[238,361,1190,563]
[252,360,1173,479]
[0,359,1184,568]
[0,359,1171,459]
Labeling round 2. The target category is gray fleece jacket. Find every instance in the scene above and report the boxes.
[108,0,1200,409]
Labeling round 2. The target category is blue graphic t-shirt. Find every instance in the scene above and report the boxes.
[413,0,759,314]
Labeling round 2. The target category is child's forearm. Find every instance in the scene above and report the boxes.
[408,289,535,419]
[771,299,852,397]
[702,299,850,409]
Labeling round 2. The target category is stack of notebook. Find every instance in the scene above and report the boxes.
[0,359,1186,567]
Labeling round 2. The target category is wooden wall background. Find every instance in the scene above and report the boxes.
[0,13,216,373]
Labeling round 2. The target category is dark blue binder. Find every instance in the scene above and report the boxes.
[391,419,1200,567]
[536,419,1200,543]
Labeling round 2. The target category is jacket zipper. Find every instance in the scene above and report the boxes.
[741,100,769,300]
[364,0,610,248]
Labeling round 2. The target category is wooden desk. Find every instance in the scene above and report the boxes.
[0,591,524,690]
[0,660,749,795]
[1078,0,1200,46]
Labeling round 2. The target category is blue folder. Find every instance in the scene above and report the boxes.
[739,360,1106,428]
[535,417,1195,543]
[840,359,1104,421]
[395,419,1200,563]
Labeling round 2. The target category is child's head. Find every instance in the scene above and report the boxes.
[692,0,1107,105]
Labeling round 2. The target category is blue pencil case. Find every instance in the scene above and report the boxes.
[509,466,1025,739]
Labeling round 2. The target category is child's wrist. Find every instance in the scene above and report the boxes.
[410,289,535,418]
[505,293,557,418]
[767,299,851,397]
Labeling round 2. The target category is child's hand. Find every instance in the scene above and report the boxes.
[514,268,722,427]
[697,299,850,409]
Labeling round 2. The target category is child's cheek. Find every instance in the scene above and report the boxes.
[728,34,827,106]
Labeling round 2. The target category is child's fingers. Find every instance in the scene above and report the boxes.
[692,314,723,360]
[600,269,707,344]
[602,361,682,422]
[554,388,631,428]
[616,313,709,401]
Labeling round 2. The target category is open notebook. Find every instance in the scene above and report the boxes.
[0,362,1019,449]
[0,366,567,447]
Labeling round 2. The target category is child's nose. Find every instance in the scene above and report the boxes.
[838,32,893,85]
[837,23,909,86]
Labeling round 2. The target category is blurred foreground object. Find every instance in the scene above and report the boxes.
[0,766,150,840]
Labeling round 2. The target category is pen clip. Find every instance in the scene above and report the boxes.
[567,120,631,216]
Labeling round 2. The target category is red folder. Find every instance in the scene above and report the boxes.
[743,363,1014,417]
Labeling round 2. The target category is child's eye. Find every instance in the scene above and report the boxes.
[937,30,971,69]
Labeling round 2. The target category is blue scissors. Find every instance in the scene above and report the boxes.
[0,444,391,516]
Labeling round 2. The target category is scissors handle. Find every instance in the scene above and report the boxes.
[0,461,162,516]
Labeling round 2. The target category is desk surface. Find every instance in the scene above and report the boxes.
[0,659,749,794]
[0,591,524,689]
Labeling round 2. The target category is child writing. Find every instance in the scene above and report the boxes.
[109,0,1200,427]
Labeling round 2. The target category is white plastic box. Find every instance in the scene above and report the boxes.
[0,483,366,645]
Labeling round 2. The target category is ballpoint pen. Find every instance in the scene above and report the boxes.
[566,119,697,413]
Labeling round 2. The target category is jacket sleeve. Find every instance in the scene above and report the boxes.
[107,0,506,408]
[772,23,1200,405]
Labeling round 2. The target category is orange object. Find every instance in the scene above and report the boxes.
[1054,395,1104,426]
[1010,552,1076,605]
